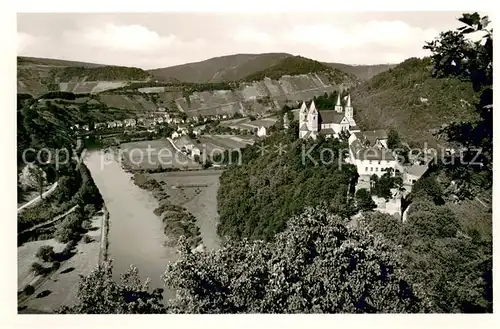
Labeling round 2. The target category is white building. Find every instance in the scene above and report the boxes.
[124,118,137,127]
[257,126,267,137]
[348,130,397,177]
[298,94,359,140]
[171,131,181,139]
[114,120,123,128]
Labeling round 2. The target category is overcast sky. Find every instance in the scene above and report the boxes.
[17,12,468,69]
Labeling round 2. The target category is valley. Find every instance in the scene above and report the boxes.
[15,10,493,315]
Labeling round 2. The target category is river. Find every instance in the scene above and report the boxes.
[84,150,178,301]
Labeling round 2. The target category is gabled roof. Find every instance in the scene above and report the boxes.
[309,100,318,114]
[300,101,308,114]
[350,139,395,161]
[299,123,309,131]
[353,130,388,147]
[319,110,345,124]
[319,128,335,135]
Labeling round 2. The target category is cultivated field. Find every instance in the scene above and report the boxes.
[120,139,201,170]
[219,117,278,131]
[147,170,223,251]
[195,134,256,158]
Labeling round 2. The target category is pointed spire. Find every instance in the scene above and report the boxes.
[300,101,307,113]
[309,100,317,113]
[346,94,352,107]
[336,93,341,106]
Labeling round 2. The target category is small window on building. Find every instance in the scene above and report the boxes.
[378,160,381,165]
[365,167,368,172]
[375,167,378,171]
[370,167,373,172]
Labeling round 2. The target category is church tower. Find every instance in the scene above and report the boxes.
[307,100,318,132]
[299,101,308,127]
[334,93,343,113]
[345,94,354,123]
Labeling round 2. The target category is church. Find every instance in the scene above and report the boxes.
[298,94,359,140]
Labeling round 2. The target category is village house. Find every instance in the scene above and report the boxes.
[124,118,137,127]
[177,125,189,136]
[298,94,359,140]
[107,121,117,129]
[171,131,181,139]
[95,122,106,129]
[114,120,123,128]
[82,124,89,131]
[348,130,397,177]
[257,126,267,137]
[154,116,164,124]
[403,164,428,185]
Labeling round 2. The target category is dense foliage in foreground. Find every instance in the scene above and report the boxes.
[58,207,430,314]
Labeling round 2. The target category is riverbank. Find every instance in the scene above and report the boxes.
[142,170,223,251]
[132,173,202,249]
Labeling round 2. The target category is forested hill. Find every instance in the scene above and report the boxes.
[351,57,479,148]
[241,56,357,83]
[217,131,358,240]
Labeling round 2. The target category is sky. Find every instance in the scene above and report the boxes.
[17,12,468,69]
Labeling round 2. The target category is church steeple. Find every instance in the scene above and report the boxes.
[299,101,308,127]
[334,93,343,113]
[307,100,318,132]
[344,94,354,123]
[346,94,352,107]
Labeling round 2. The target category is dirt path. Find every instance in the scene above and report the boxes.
[18,205,78,235]
[17,182,58,213]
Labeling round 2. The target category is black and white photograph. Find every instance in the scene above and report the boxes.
[3,1,496,326]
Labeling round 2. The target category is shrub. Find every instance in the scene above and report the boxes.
[84,204,97,217]
[36,245,55,262]
[82,220,93,231]
[23,285,35,295]
[83,235,93,243]
[54,212,85,243]
[52,261,61,271]
[31,262,48,276]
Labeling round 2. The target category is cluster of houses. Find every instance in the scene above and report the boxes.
[71,111,239,135]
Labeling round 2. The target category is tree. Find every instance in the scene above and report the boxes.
[57,260,165,314]
[19,164,47,199]
[355,188,376,211]
[387,129,400,150]
[36,245,55,262]
[338,129,351,142]
[423,12,492,181]
[163,207,431,313]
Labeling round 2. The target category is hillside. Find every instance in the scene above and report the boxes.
[149,53,394,83]
[17,57,152,96]
[242,56,355,83]
[18,56,105,68]
[327,63,397,81]
[149,53,291,83]
[351,57,479,147]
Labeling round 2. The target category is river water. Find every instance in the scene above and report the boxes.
[84,150,178,301]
